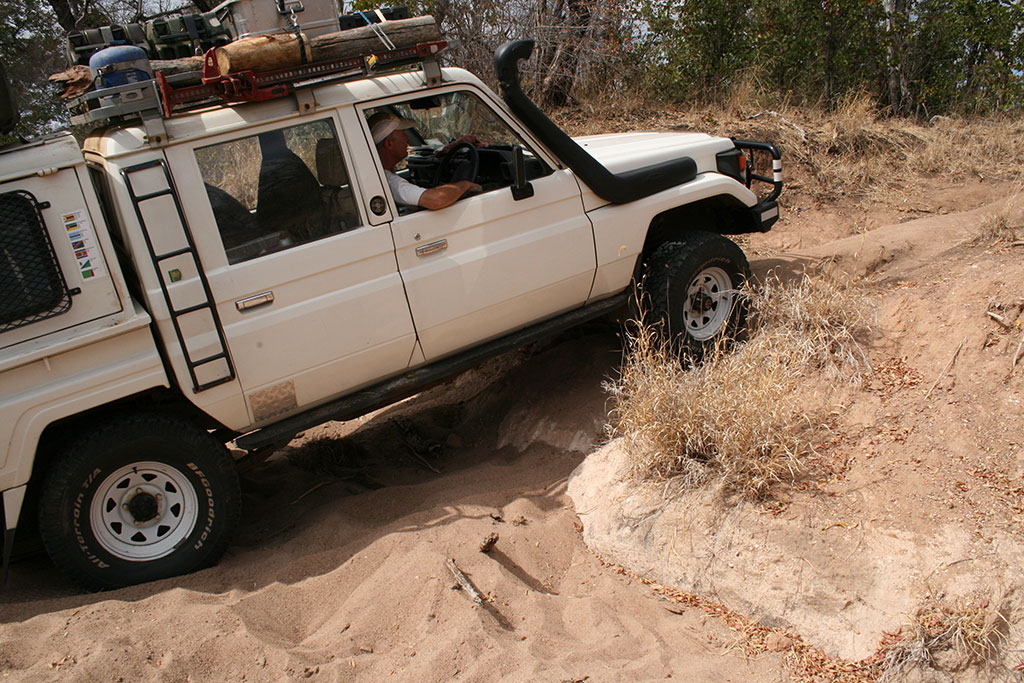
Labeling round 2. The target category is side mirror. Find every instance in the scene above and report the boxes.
[0,63,20,136]
[511,145,534,201]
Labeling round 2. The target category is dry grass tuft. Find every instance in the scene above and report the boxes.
[880,592,1009,680]
[607,273,872,499]
[978,179,1024,244]
[749,270,874,379]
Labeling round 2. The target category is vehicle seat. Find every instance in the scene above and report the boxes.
[204,183,259,251]
[256,130,323,240]
[315,138,349,186]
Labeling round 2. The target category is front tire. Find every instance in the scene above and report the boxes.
[38,413,241,590]
[642,231,751,356]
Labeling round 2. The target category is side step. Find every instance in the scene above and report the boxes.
[235,292,628,451]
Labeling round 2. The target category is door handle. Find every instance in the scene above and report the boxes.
[415,239,448,257]
[235,291,275,311]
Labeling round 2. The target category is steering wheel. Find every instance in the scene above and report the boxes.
[434,141,480,185]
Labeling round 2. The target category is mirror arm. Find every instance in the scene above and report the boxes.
[511,146,534,201]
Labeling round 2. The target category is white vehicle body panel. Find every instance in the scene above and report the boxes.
[0,140,127,351]
[586,174,760,301]
[576,131,735,174]
[163,115,418,427]
[86,151,252,430]
[0,312,167,491]
[389,167,596,359]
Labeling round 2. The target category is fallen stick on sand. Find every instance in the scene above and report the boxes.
[1011,333,1024,376]
[446,558,485,606]
[924,336,966,399]
[987,310,1011,328]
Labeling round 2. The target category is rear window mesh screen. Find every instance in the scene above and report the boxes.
[0,190,72,332]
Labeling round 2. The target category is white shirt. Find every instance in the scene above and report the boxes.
[385,170,425,207]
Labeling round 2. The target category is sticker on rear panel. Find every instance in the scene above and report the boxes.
[62,209,106,279]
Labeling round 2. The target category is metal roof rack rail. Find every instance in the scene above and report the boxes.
[68,39,446,129]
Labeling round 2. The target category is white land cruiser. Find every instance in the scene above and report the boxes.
[0,36,781,589]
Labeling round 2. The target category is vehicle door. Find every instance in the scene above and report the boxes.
[359,88,597,361]
[164,115,417,425]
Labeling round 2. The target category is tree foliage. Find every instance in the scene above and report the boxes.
[634,0,1022,116]
[1,0,68,142]
[1,0,1021,141]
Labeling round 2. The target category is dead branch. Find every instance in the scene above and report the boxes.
[742,110,807,141]
[925,337,966,399]
[213,16,440,74]
[447,557,485,606]
[290,480,330,505]
[987,311,1011,329]
[48,65,92,100]
[1011,334,1024,376]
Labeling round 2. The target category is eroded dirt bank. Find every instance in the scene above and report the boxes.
[571,187,1024,679]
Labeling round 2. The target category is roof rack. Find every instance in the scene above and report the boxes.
[69,39,447,130]
[161,40,445,113]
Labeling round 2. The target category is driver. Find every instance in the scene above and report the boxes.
[368,112,481,210]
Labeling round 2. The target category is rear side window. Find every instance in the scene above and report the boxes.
[0,190,72,332]
[194,118,362,265]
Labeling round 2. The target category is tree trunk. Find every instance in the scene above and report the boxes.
[537,0,591,107]
[882,0,912,116]
[212,16,442,74]
[47,0,78,32]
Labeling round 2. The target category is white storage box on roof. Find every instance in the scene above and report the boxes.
[219,0,341,39]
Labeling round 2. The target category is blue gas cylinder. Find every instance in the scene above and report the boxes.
[89,45,152,89]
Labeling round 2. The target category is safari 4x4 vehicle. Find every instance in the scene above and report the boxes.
[0,27,781,589]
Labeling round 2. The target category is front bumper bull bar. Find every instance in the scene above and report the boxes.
[734,138,783,232]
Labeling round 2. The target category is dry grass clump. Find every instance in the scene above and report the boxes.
[607,321,808,496]
[977,179,1024,244]
[749,270,874,379]
[607,273,872,499]
[880,592,1009,681]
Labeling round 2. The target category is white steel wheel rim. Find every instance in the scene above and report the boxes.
[683,266,735,341]
[90,461,199,561]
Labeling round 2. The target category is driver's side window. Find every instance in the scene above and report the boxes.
[366,91,550,210]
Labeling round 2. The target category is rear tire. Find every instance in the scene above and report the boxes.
[38,413,240,591]
[642,231,750,357]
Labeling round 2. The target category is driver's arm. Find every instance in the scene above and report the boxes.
[418,180,481,210]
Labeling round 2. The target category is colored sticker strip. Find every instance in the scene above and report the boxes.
[61,209,106,280]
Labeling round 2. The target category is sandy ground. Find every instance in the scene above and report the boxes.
[2,178,1022,681]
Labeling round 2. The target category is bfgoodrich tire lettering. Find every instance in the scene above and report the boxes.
[38,413,240,590]
[642,231,750,356]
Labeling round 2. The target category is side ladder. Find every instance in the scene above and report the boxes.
[122,158,235,392]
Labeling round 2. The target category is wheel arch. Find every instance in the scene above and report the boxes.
[628,194,757,284]
[645,193,756,253]
[32,388,234,485]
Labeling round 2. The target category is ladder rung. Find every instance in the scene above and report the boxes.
[172,301,213,317]
[156,246,194,261]
[195,375,235,391]
[191,351,228,367]
[135,188,173,202]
